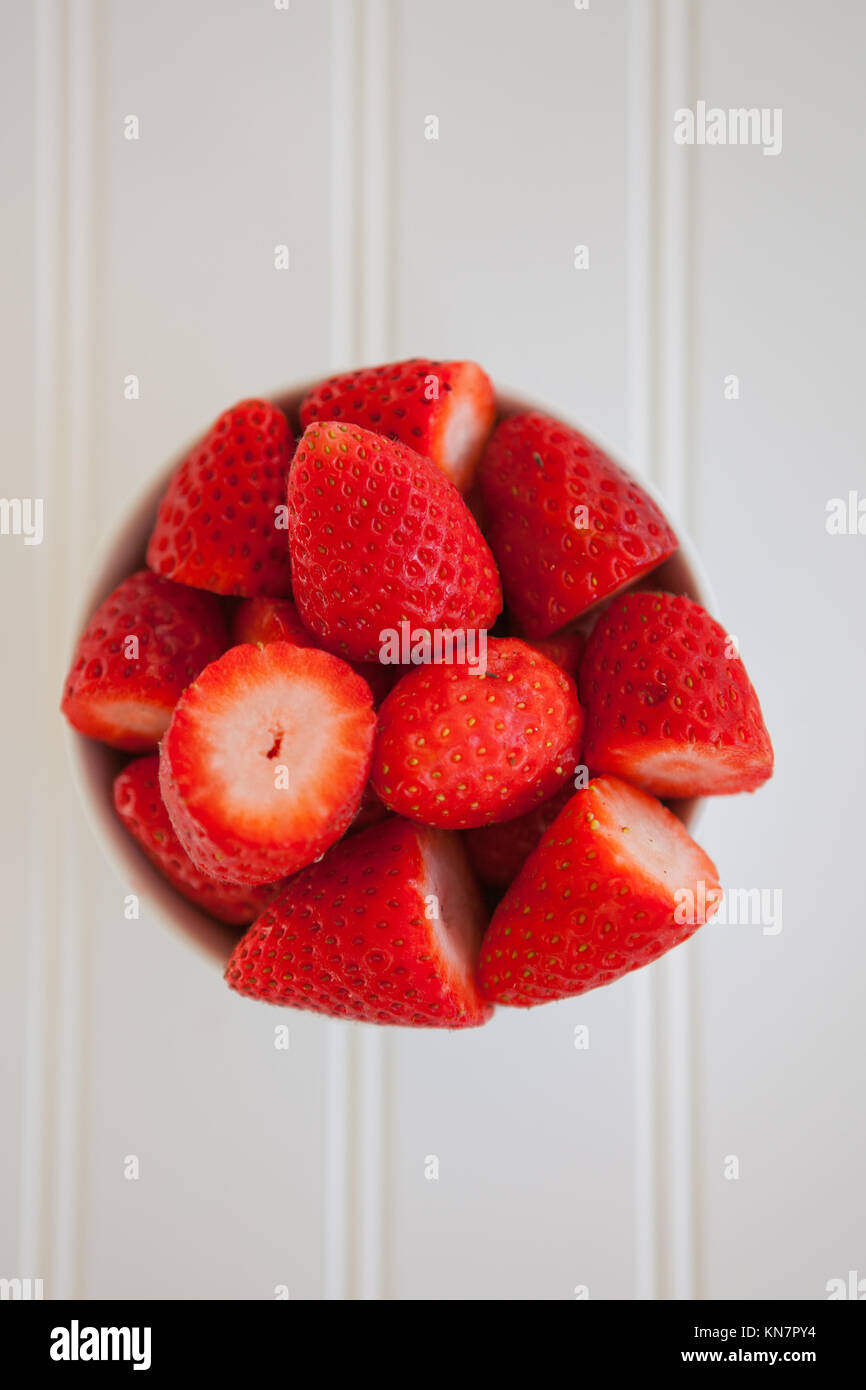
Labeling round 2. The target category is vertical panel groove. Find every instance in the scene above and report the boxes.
[628,0,698,1302]
[326,0,396,1301]
[627,0,660,1304]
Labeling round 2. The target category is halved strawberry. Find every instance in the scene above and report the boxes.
[159,642,375,884]
[61,569,227,751]
[478,412,678,637]
[478,775,721,1005]
[114,755,285,925]
[581,591,774,796]
[371,637,584,828]
[463,783,573,889]
[288,422,502,662]
[299,358,496,492]
[232,594,400,706]
[147,398,294,597]
[225,817,492,1027]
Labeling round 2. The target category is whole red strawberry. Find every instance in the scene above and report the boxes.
[225,817,491,1027]
[478,412,678,637]
[288,422,502,662]
[478,775,721,1005]
[463,783,573,888]
[581,591,774,796]
[159,642,376,884]
[299,358,496,492]
[147,398,293,597]
[232,594,400,706]
[114,756,285,925]
[371,637,583,828]
[61,569,227,751]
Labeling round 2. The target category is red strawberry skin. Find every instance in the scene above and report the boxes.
[147,399,294,597]
[478,412,678,637]
[299,358,496,492]
[231,594,399,707]
[61,569,227,751]
[225,817,492,1028]
[349,781,391,835]
[581,591,774,796]
[159,642,375,884]
[463,783,573,889]
[114,756,284,925]
[371,637,584,829]
[288,421,502,662]
[232,595,314,649]
[523,629,586,680]
[478,775,721,1006]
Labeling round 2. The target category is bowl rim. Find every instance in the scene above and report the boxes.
[64,380,718,969]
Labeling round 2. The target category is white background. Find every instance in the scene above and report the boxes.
[1,0,864,1300]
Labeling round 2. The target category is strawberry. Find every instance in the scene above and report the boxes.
[231,595,314,649]
[159,641,375,884]
[147,398,293,597]
[232,594,400,706]
[225,817,492,1027]
[581,591,774,796]
[288,422,502,663]
[463,783,573,888]
[349,781,391,835]
[371,637,584,828]
[61,569,227,751]
[478,412,678,637]
[478,775,721,1005]
[114,755,284,925]
[299,357,496,492]
[522,629,586,680]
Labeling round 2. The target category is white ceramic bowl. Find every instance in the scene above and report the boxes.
[65,383,716,968]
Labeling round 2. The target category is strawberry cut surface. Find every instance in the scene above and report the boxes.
[478,774,721,1005]
[159,641,375,884]
[371,637,584,829]
[288,421,502,662]
[581,591,774,796]
[61,569,227,751]
[225,817,492,1028]
[114,755,284,925]
[478,412,678,637]
[299,357,496,492]
[147,398,294,597]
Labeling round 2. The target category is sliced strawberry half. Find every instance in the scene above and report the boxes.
[225,817,492,1028]
[146,398,294,597]
[478,775,721,1006]
[581,591,774,796]
[159,642,376,884]
[61,569,227,751]
[114,755,285,925]
[299,358,496,492]
[478,412,678,637]
[288,421,502,663]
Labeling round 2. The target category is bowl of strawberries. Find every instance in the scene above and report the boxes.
[62,359,773,1027]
